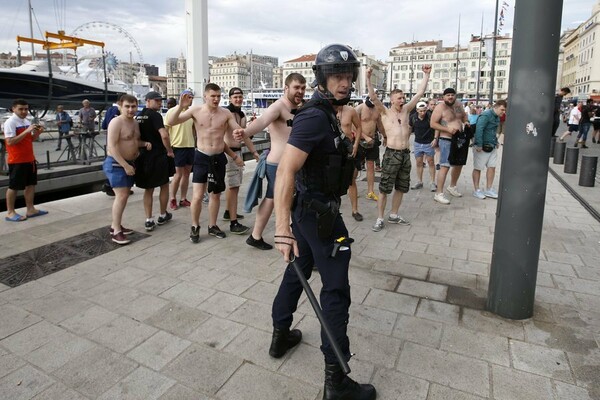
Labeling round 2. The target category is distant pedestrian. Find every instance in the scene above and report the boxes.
[559,102,581,142]
[55,104,72,151]
[78,99,96,134]
[552,87,570,136]
[575,99,594,148]
[3,99,48,222]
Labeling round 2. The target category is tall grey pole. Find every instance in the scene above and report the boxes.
[28,0,35,59]
[488,0,500,103]
[476,13,484,104]
[486,0,564,320]
[455,14,460,90]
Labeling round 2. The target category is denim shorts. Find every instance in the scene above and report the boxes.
[103,156,134,188]
[438,137,452,167]
[265,162,278,199]
[414,142,435,158]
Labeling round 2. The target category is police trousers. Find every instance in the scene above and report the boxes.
[271,195,352,364]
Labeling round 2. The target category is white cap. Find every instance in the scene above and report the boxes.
[416,101,427,110]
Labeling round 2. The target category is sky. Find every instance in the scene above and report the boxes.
[0,0,597,75]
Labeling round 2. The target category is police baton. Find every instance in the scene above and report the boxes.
[289,255,351,374]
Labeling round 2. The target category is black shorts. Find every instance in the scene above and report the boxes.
[363,142,380,161]
[173,147,195,167]
[134,150,170,189]
[448,130,470,166]
[192,150,227,192]
[8,161,37,190]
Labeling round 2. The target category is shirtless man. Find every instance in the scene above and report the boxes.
[233,73,306,250]
[430,88,468,205]
[355,97,384,201]
[336,104,365,221]
[103,94,152,245]
[367,65,432,232]
[167,83,244,243]
[223,87,259,235]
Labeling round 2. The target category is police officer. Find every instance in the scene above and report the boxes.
[271,44,377,400]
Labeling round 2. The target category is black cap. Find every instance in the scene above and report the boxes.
[443,88,456,95]
[145,91,165,101]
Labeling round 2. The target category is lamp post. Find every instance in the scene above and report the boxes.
[409,40,415,100]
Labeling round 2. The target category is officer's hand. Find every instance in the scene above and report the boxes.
[275,230,298,263]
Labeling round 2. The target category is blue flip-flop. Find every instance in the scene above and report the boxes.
[26,210,49,218]
[5,213,27,222]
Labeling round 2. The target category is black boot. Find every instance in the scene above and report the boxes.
[268,327,302,358]
[323,363,376,400]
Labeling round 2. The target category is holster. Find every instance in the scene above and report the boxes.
[304,198,339,240]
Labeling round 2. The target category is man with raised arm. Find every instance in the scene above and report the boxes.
[167,83,244,243]
[366,65,432,232]
[233,73,307,250]
[103,94,152,245]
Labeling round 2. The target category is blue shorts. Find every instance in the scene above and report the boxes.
[192,150,227,186]
[414,142,435,158]
[103,156,134,188]
[438,137,452,168]
[173,147,195,167]
[265,162,278,199]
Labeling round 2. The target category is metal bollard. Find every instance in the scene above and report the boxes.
[553,140,566,164]
[579,155,598,187]
[549,136,557,158]
[564,146,579,174]
[46,151,51,170]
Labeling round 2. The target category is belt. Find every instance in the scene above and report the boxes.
[229,147,242,152]
[439,137,452,141]
[389,148,411,154]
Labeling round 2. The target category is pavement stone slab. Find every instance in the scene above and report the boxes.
[426,243,468,260]
[223,326,286,370]
[187,316,246,350]
[127,330,191,371]
[0,347,26,380]
[197,291,247,318]
[216,362,319,400]
[392,314,443,348]
[133,276,180,297]
[178,266,229,288]
[97,366,176,400]
[23,331,96,372]
[53,273,108,298]
[213,274,257,296]
[362,288,419,316]
[0,281,57,307]
[87,315,158,353]
[347,326,403,368]
[535,286,579,307]
[240,281,279,304]
[31,382,89,400]
[88,284,143,312]
[544,250,584,266]
[523,319,599,355]
[159,281,215,308]
[441,325,510,366]
[228,299,275,332]
[158,384,213,400]
[1,320,66,355]
[349,267,401,291]
[426,384,486,400]
[162,344,243,395]
[554,381,596,400]
[373,261,429,280]
[52,347,138,398]
[461,308,525,340]
[538,260,577,277]
[397,342,489,397]
[144,303,210,337]
[0,365,55,400]
[565,348,600,394]
[492,364,554,400]
[452,259,489,276]
[397,278,448,301]
[574,265,600,282]
[21,291,94,324]
[509,339,574,382]
[348,303,398,335]
[428,269,478,290]
[400,251,452,270]
[116,294,170,321]
[58,304,119,335]
[416,299,460,325]
[104,266,155,287]
[370,367,429,400]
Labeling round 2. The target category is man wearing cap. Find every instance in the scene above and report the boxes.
[355,97,383,202]
[135,91,174,231]
[165,94,194,211]
[410,101,436,191]
[430,87,467,205]
[223,87,258,235]
[167,83,244,243]
[366,65,432,233]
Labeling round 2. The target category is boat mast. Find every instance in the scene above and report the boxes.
[250,49,255,115]
[28,0,35,59]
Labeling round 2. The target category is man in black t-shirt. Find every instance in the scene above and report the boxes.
[409,101,436,191]
[576,98,593,148]
[553,87,570,136]
[135,91,175,231]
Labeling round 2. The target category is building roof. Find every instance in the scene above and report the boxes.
[284,54,317,63]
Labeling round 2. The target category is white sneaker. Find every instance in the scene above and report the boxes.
[434,192,451,205]
[410,181,423,190]
[388,215,410,225]
[429,182,437,192]
[447,186,463,197]
[372,219,384,232]
[483,188,498,199]
[473,189,486,199]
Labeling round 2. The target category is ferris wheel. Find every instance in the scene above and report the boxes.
[70,21,145,72]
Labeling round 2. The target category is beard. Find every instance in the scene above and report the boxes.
[444,99,455,107]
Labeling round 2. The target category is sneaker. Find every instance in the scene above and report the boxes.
[352,212,363,221]
[169,199,178,210]
[111,231,131,245]
[202,193,209,204]
[230,221,250,235]
[246,235,273,250]
[102,184,115,197]
[366,192,379,201]
[179,198,191,207]
[157,212,173,225]
[434,192,451,205]
[473,189,486,199]
[208,225,226,239]
[223,210,245,220]
[388,215,410,225]
[410,182,423,190]
[483,188,498,199]
[144,220,156,231]
[429,182,437,192]
[447,186,463,197]
[581,144,589,149]
[109,226,134,235]
[190,225,200,243]
[372,219,384,232]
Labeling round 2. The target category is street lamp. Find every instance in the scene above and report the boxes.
[409,41,415,99]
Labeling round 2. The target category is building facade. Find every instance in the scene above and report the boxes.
[166,54,188,98]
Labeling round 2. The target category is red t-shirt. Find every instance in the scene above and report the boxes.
[3,115,35,164]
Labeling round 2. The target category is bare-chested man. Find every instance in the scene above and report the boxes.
[430,88,469,205]
[233,73,306,250]
[337,103,364,221]
[167,83,244,243]
[355,97,384,201]
[103,94,152,245]
[367,65,431,232]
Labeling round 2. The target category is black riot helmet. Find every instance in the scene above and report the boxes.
[312,44,360,106]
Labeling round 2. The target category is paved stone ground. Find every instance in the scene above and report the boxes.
[0,146,599,400]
